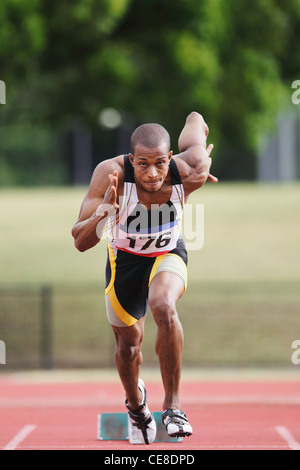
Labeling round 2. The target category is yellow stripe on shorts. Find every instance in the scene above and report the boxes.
[107,286,138,326]
[105,242,137,326]
[105,243,116,295]
[148,254,166,286]
[149,252,188,291]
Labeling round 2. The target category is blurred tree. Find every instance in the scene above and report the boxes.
[0,0,300,183]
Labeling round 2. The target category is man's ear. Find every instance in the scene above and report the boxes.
[129,153,134,166]
[169,151,173,160]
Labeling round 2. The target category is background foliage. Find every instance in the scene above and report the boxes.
[1,0,300,184]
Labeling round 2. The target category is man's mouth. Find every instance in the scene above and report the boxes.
[145,181,160,188]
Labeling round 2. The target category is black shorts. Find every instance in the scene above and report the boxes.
[105,238,188,327]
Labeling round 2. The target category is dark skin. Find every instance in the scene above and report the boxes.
[72,112,217,410]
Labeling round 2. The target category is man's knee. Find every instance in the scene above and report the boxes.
[115,341,142,363]
[112,321,144,362]
[149,297,177,329]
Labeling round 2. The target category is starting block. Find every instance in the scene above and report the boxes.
[97,412,183,443]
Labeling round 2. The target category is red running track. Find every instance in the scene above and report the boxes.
[0,374,300,450]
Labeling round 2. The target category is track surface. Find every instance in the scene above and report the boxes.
[0,372,300,450]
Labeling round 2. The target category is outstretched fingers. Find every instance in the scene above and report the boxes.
[207,143,214,156]
[206,144,218,183]
[108,171,119,209]
[207,173,218,183]
[96,171,119,218]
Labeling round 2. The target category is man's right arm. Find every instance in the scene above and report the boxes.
[175,112,218,197]
[71,160,120,252]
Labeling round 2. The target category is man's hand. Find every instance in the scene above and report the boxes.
[95,171,119,218]
[206,144,218,183]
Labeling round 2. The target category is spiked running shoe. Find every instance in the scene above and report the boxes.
[126,378,157,445]
[162,409,193,438]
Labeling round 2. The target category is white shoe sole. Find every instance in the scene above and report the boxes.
[127,379,157,445]
[167,422,193,438]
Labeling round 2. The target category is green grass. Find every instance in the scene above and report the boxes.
[1,183,300,285]
[1,183,300,368]
[0,186,105,286]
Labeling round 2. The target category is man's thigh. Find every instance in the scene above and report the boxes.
[148,252,187,305]
[148,270,185,306]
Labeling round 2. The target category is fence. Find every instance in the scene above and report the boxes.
[0,280,299,370]
[0,283,115,369]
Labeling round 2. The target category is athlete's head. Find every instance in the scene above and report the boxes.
[129,123,173,192]
[130,123,171,155]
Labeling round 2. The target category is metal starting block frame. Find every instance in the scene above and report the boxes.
[97,412,183,443]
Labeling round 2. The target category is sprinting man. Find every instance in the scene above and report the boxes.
[72,112,217,444]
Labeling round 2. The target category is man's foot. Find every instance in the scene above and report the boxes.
[162,409,193,437]
[126,378,157,445]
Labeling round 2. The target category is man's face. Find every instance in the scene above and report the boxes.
[129,143,172,192]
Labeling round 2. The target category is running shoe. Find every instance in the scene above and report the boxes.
[162,409,193,437]
[126,378,157,444]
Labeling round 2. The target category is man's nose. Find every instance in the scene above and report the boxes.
[147,166,157,179]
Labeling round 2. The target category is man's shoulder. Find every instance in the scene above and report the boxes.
[172,146,212,195]
[172,154,191,181]
[93,155,125,179]
[172,153,205,196]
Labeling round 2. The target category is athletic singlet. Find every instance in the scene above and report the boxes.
[106,154,185,257]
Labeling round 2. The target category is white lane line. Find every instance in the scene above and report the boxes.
[2,425,37,450]
[275,426,300,450]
